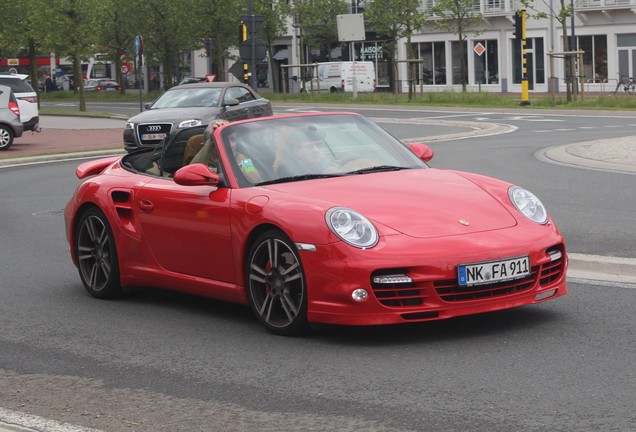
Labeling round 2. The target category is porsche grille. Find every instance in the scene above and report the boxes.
[371,253,565,307]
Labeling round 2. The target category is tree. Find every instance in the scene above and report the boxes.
[96,0,140,94]
[289,0,346,90]
[193,0,244,82]
[523,0,575,101]
[254,0,290,92]
[366,0,427,99]
[136,0,202,89]
[430,0,483,93]
[30,0,107,111]
[0,0,45,95]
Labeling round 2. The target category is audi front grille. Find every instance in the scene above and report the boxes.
[136,123,172,147]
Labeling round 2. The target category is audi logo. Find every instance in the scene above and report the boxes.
[145,125,163,132]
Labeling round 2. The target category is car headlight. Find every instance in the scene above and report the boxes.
[326,207,378,249]
[509,186,548,224]
[125,122,134,130]
[178,119,203,128]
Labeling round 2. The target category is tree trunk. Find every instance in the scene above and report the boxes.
[74,52,85,112]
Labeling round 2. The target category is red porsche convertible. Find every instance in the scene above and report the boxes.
[64,112,568,335]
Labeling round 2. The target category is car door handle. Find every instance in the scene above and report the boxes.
[138,199,154,212]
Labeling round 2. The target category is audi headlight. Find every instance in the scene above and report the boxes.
[509,186,548,224]
[178,119,203,128]
[125,122,134,130]
[326,207,378,249]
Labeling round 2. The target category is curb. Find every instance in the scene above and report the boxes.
[0,149,125,168]
[568,253,636,285]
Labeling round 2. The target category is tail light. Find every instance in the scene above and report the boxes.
[19,96,38,103]
[9,101,20,117]
[97,86,104,91]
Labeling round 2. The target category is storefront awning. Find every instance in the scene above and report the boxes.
[273,49,288,61]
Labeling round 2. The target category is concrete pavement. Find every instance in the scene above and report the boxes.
[1,113,635,431]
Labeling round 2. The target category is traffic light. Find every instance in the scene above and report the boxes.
[239,21,247,44]
[513,11,522,40]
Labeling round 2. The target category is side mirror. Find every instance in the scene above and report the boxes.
[223,98,240,107]
[144,102,152,110]
[173,163,220,186]
[408,143,434,162]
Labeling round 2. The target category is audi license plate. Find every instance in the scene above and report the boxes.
[458,256,530,287]
[141,133,166,140]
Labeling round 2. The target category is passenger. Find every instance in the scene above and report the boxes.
[228,131,262,183]
[288,127,336,174]
[189,119,229,169]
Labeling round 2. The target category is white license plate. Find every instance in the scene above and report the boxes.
[458,256,530,287]
[141,133,166,140]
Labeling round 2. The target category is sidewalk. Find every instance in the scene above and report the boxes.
[0,116,125,163]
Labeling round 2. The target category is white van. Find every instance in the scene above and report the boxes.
[304,61,375,93]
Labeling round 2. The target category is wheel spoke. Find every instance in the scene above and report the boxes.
[88,263,99,290]
[280,292,299,319]
[267,239,279,269]
[86,217,99,243]
[249,263,268,283]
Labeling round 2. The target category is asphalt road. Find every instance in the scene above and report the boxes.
[1,106,635,432]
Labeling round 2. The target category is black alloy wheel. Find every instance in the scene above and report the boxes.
[75,207,121,299]
[247,230,308,335]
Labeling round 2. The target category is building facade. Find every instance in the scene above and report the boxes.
[227,0,634,94]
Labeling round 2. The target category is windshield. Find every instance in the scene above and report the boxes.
[152,88,222,109]
[219,113,428,187]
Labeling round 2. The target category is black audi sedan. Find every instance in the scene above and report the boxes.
[123,82,273,152]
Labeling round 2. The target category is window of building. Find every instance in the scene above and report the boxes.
[356,41,390,88]
[473,40,499,84]
[512,37,545,88]
[578,35,607,82]
[451,40,468,85]
[411,41,446,85]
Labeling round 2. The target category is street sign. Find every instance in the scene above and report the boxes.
[135,35,144,56]
[239,38,267,61]
[474,42,486,56]
[337,13,365,42]
[240,15,265,35]
[229,61,246,81]
[121,65,129,74]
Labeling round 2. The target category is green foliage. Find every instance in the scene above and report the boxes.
[290,0,347,60]
[265,90,636,110]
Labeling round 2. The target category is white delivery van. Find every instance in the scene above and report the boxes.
[304,61,375,93]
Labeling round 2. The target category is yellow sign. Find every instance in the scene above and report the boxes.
[7,59,19,65]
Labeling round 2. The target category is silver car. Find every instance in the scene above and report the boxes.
[0,85,24,151]
[123,82,273,152]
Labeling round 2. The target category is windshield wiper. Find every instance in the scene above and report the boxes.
[256,173,344,186]
[347,165,409,175]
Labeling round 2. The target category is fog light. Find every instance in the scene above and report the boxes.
[352,289,368,302]
[535,289,557,301]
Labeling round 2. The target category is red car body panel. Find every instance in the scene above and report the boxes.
[65,112,567,328]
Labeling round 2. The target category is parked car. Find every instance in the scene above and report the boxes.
[123,82,273,152]
[84,79,123,92]
[178,77,207,85]
[0,85,24,150]
[0,73,39,132]
[65,112,568,335]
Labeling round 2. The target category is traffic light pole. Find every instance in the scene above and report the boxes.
[520,8,530,106]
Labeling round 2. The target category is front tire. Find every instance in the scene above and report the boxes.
[0,125,14,150]
[75,207,121,299]
[246,230,308,335]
